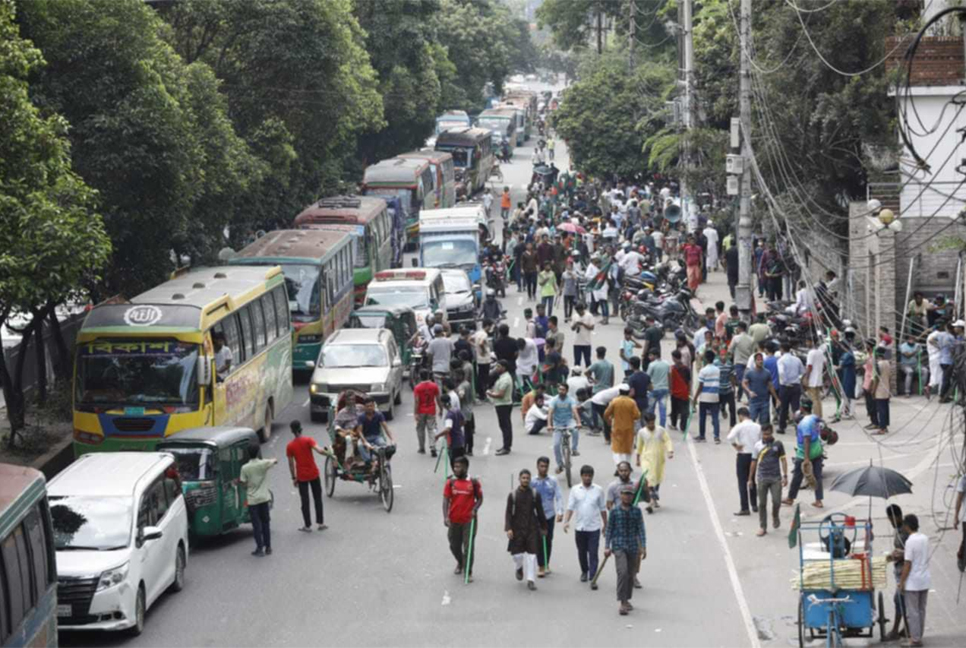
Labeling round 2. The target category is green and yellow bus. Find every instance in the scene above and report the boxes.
[293,196,395,306]
[230,229,356,372]
[0,464,57,648]
[361,158,434,250]
[72,266,294,454]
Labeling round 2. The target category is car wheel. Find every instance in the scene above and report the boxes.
[127,585,146,637]
[385,400,395,421]
[170,544,186,593]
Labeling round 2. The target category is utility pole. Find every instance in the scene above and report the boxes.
[629,0,635,74]
[597,2,603,55]
[735,0,753,316]
[679,0,694,229]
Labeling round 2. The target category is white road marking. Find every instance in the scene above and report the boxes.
[302,398,310,407]
[483,437,492,456]
[441,590,451,606]
[685,437,761,648]
[517,297,524,306]
[513,317,520,328]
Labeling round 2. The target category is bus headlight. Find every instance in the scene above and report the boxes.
[298,335,322,344]
[73,430,104,445]
[96,563,129,592]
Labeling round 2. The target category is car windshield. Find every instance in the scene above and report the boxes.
[365,288,429,309]
[49,496,132,551]
[422,239,477,269]
[163,447,215,481]
[442,273,472,294]
[75,340,199,408]
[351,314,388,329]
[321,344,388,368]
[280,264,321,322]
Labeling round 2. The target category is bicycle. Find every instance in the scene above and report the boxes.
[552,424,583,488]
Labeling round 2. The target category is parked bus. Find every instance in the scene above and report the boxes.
[435,127,494,196]
[502,90,538,141]
[362,158,434,251]
[230,229,355,372]
[72,266,294,453]
[398,150,456,209]
[292,196,396,303]
[478,107,520,148]
[0,464,56,648]
[435,110,471,135]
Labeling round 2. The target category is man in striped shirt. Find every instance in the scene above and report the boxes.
[692,350,721,443]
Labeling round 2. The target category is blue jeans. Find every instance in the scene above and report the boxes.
[575,529,600,578]
[698,401,720,440]
[553,426,579,468]
[648,388,668,426]
[734,364,746,400]
[358,436,387,462]
[748,399,771,425]
[542,295,554,316]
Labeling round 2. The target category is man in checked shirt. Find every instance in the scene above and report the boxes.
[604,485,646,615]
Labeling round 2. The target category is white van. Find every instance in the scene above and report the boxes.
[49,452,189,635]
[365,268,446,325]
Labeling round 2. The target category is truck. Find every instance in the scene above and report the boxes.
[418,205,490,296]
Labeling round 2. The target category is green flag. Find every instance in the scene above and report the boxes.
[788,503,801,549]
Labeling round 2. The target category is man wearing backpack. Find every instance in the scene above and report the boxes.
[443,456,483,581]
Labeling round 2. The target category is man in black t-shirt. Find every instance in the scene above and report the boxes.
[748,424,786,536]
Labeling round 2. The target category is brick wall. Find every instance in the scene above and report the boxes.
[894,216,966,309]
[886,36,965,86]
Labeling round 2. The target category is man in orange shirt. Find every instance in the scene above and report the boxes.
[501,186,512,220]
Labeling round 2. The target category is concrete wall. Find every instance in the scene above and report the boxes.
[894,215,966,304]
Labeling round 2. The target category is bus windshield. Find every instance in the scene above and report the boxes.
[75,340,199,408]
[422,239,478,269]
[50,495,132,550]
[436,119,466,134]
[445,148,471,168]
[478,117,509,132]
[281,263,322,321]
[366,188,415,217]
[365,287,430,310]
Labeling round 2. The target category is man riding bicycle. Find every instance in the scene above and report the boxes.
[547,383,582,474]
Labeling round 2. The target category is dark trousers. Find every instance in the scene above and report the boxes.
[698,401,720,440]
[529,418,548,436]
[464,418,475,453]
[720,391,737,428]
[734,364,746,401]
[864,390,879,426]
[757,479,781,530]
[575,529,600,578]
[876,398,890,429]
[574,344,591,367]
[670,396,689,428]
[525,272,538,299]
[788,456,824,502]
[564,295,577,319]
[736,454,757,513]
[496,404,514,450]
[297,478,324,527]
[614,549,639,603]
[940,364,953,400]
[476,363,490,400]
[541,295,554,317]
[249,502,271,550]
[448,519,478,573]
[778,384,802,432]
[592,401,611,442]
[768,276,783,301]
[538,516,556,568]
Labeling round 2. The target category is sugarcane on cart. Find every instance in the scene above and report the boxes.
[795,513,888,647]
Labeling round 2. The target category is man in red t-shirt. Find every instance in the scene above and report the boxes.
[443,456,483,581]
[413,369,442,456]
[286,421,328,532]
[682,233,703,292]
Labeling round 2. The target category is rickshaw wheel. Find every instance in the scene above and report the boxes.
[324,456,336,497]
[380,465,394,512]
[877,591,887,642]
[798,596,805,648]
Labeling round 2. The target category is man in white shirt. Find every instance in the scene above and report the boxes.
[213,332,233,381]
[564,465,607,588]
[525,393,549,435]
[516,337,539,385]
[804,337,827,418]
[619,245,645,276]
[651,228,664,261]
[899,514,931,646]
[571,302,596,367]
[791,280,814,316]
[703,221,719,271]
[567,367,591,396]
[726,408,762,516]
[926,325,942,397]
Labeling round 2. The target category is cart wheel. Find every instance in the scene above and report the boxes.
[798,597,805,648]
[380,465,394,513]
[324,456,336,497]
[563,440,572,488]
[877,591,887,642]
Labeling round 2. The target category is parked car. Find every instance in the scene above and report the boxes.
[49,452,189,636]
[440,269,479,326]
[309,328,404,422]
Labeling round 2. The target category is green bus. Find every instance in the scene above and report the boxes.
[72,266,294,453]
[293,196,396,305]
[230,229,356,372]
[361,158,434,251]
[0,464,57,648]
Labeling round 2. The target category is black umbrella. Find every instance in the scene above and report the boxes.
[830,462,913,499]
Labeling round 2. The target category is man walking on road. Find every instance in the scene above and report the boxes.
[693,350,721,443]
[489,360,515,455]
[286,421,328,532]
[240,444,277,556]
[605,385,641,468]
[743,352,778,425]
[726,408,761,517]
[899,514,931,647]
[777,341,805,434]
[571,303,595,367]
[605,486,646,616]
[413,370,441,456]
[748,424,787,536]
[804,336,826,418]
[443,456,482,581]
[782,399,824,509]
[532,456,564,577]
[505,469,547,591]
[564,466,607,589]
[500,186,512,220]
[636,413,673,513]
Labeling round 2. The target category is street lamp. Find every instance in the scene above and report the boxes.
[866,200,903,235]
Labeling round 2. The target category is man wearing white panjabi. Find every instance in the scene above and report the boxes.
[703,221,720,272]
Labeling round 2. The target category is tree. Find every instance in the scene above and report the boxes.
[1,0,110,443]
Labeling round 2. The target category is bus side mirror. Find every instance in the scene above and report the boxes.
[198,355,213,386]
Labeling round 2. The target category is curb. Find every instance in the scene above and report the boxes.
[31,435,73,480]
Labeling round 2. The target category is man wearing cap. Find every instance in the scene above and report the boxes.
[604,385,641,468]
[604,484,646,616]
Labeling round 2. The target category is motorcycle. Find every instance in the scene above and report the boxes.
[626,288,698,336]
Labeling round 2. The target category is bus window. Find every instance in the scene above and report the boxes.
[23,508,50,601]
[238,308,255,361]
[217,314,243,367]
[1,528,29,632]
[263,294,278,342]
[251,299,267,352]
[273,286,290,335]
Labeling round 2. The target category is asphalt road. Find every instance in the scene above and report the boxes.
[61,82,966,648]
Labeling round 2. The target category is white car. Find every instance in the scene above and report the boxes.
[49,452,189,636]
